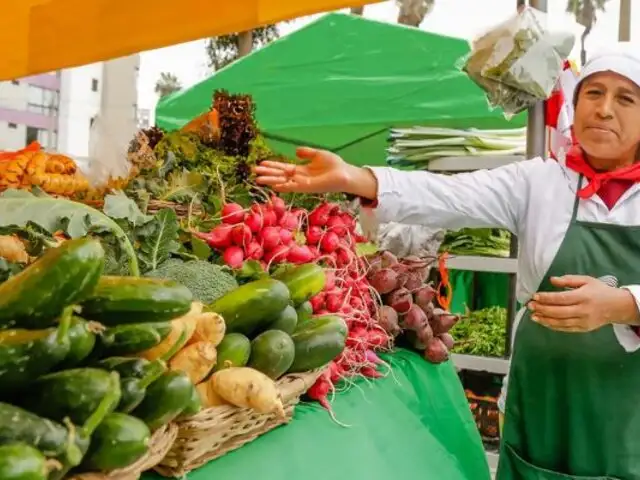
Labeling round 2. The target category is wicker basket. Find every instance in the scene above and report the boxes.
[68,422,178,480]
[154,369,324,477]
[465,389,500,444]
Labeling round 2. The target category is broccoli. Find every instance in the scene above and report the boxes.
[146,258,238,304]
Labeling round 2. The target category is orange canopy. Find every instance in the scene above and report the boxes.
[0,0,381,80]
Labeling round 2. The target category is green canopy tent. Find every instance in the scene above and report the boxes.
[155,12,526,167]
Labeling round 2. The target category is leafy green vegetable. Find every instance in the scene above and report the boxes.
[0,189,139,275]
[0,258,24,284]
[450,306,507,357]
[137,209,180,273]
[440,228,511,258]
[0,222,59,256]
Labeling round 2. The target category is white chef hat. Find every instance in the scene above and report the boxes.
[574,43,640,104]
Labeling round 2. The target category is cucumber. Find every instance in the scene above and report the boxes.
[81,413,151,471]
[213,333,251,372]
[117,360,167,413]
[132,371,193,431]
[248,330,295,379]
[288,315,348,372]
[0,403,83,466]
[295,301,313,327]
[22,368,121,426]
[265,305,298,334]
[57,317,97,369]
[0,238,104,329]
[273,264,326,306]
[80,276,193,325]
[97,321,173,357]
[94,356,152,377]
[209,278,290,335]
[0,309,72,395]
[180,383,202,418]
[0,443,48,480]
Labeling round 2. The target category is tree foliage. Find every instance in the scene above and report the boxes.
[154,72,182,98]
[205,25,280,71]
[566,0,609,65]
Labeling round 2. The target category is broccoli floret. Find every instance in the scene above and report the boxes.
[146,258,238,304]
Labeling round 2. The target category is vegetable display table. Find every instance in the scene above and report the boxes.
[144,349,491,480]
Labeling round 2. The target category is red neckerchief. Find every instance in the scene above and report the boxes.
[565,145,640,199]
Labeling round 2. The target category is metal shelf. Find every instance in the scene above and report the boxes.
[446,255,518,274]
[451,354,510,375]
[427,155,525,172]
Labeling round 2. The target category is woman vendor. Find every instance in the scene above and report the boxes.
[255,47,640,479]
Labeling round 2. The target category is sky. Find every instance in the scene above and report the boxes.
[136,0,637,116]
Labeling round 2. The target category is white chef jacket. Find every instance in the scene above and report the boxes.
[366,156,640,410]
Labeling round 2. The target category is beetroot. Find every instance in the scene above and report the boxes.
[402,304,428,331]
[369,268,398,294]
[416,323,434,345]
[378,305,400,336]
[223,246,244,268]
[430,308,460,335]
[404,271,424,290]
[386,287,413,314]
[221,203,245,224]
[380,250,398,268]
[424,337,449,364]
[439,333,455,350]
[414,285,436,312]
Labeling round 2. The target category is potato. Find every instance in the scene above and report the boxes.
[138,313,198,361]
[210,367,285,417]
[187,312,226,347]
[196,381,228,408]
[169,341,217,384]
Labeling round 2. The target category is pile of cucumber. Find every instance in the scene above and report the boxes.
[210,264,348,382]
[0,238,198,480]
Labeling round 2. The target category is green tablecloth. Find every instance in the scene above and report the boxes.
[145,349,491,480]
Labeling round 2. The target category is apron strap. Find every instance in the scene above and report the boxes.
[570,175,584,223]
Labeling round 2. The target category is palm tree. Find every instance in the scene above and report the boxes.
[350,6,365,15]
[154,72,182,98]
[566,0,608,65]
[396,0,435,27]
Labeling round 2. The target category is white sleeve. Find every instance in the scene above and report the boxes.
[614,285,640,353]
[367,159,540,234]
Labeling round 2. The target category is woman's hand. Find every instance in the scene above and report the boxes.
[254,147,378,199]
[528,275,640,332]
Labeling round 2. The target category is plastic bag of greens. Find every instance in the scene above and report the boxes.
[462,6,574,117]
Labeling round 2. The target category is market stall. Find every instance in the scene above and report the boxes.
[0,2,559,479]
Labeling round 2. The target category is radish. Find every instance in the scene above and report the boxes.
[279,228,294,245]
[260,226,281,251]
[271,195,286,219]
[308,204,332,227]
[231,224,252,246]
[264,244,289,264]
[195,224,233,249]
[306,226,323,245]
[263,209,278,227]
[367,329,390,348]
[308,245,320,259]
[221,203,245,224]
[245,241,264,260]
[310,293,326,313]
[360,365,382,379]
[287,245,315,264]
[320,231,340,253]
[324,270,336,290]
[326,216,347,236]
[223,246,244,268]
[325,294,342,313]
[365,349,384,366]
[279,212,298,231]
[245,212,263,233]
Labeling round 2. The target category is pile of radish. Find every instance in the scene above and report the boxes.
[366,250,460,364]
[195,197,394,417]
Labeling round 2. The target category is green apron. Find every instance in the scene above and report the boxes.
[497,176,640,480]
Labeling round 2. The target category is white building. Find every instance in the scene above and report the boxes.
[0,54,141,161]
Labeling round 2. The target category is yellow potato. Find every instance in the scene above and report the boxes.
[187,312,226,347]
[211,367,285,418]
[169,341,217,384]
[196,381,228,408]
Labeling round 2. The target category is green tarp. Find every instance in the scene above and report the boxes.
[143,349,491,480]
[155,13,526,166]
